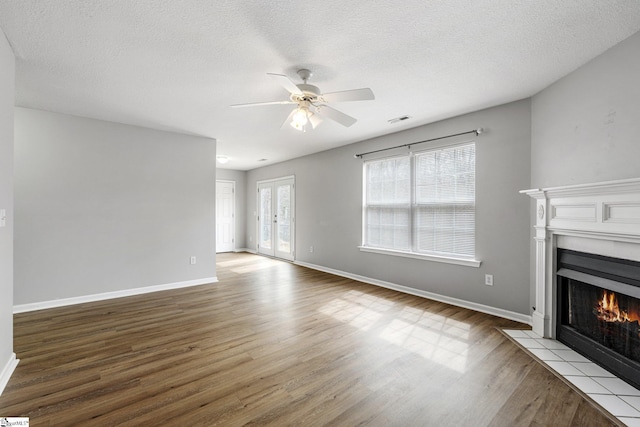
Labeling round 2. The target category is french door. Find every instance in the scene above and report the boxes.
[257,177,295,261]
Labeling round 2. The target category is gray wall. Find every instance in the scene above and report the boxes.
[0,29,15,382]
[246,99,532,316]
[532,31,640,188]
[216,168,247,250]
[529,30,640,311]
[14,108,217,305]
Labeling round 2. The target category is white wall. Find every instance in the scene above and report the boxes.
[14,108,217,306]
[0,28,16,394]
[216,168,247,250]
[246,99,532,317]
[532,30,640,188]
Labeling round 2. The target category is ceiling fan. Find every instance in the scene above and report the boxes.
[231,69,375,132]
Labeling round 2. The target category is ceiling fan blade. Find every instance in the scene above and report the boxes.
[267,73,303,96]
[231,100,295,108]
[316,105,357,127]
[321,88,375,103]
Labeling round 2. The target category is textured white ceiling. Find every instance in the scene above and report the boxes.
[1,1,640,170]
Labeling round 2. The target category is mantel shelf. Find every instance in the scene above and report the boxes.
[521,177,640,199]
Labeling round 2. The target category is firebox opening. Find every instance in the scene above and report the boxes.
[565,279,640,363]
[557,249,640,390]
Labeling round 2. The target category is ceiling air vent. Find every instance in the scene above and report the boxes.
[388,115,411,124]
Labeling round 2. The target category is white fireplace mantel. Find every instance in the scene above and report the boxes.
[521,177,640,338]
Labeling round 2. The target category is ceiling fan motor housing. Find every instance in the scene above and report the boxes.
[292,83,321,102]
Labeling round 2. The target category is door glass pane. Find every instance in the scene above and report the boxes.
[277,184,291,253]
[260,187,272,249]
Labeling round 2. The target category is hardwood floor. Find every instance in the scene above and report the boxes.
[1,253,618,426]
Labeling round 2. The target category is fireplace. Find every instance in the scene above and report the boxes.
[556,249,640,389]
[522,178,640,386]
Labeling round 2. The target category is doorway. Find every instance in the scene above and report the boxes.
[257,176,295,261]
[216,180,235,253]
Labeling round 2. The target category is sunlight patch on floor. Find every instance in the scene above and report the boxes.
[317,290,470,372]
[230,258,284,274]
[380,317,469,373]
[318,290,394,331]
[399,307,471,340]
[217,256,261,267]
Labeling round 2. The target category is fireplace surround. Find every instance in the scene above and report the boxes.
[522,178,640,384]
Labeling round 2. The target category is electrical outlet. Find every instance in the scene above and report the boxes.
[485,274,493,286]
[309,246,314,253]
[190,256,197,265]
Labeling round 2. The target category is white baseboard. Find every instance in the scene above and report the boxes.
[0,353,19,396]
[294,260,532,325]
[235,248,256,254]
[13,277,219,314]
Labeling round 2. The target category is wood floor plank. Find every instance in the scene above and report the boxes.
[0,252,619,426]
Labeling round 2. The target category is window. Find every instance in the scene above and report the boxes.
[362,143,478,266]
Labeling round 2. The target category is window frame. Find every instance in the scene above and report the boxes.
[359,141,481,268]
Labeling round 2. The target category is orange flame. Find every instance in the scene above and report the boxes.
[595,290,639,323]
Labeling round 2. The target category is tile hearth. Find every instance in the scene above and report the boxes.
[504,329,640,427]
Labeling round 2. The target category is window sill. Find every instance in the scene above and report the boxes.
[358,246,482,268]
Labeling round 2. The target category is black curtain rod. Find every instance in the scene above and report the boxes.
[354,128,483,159]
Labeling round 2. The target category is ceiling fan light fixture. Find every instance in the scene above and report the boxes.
[290,107,309,131]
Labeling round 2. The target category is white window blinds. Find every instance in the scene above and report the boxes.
[365,156,411,250]
[364,143,476,259]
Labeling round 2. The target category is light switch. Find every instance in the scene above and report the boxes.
[0,209,6,227]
